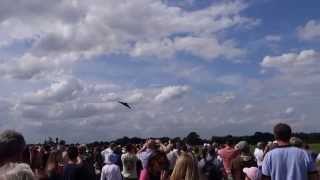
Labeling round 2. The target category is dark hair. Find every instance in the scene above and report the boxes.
[225,138,233,146]
[67,146,79,160]
[126,144,134,152]
[273,123,292,142]
[0,130,26,160]
[110,143,116,148]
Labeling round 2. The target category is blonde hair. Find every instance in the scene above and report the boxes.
[170,152,199,180]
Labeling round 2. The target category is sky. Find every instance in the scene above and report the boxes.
[1,0,320,143]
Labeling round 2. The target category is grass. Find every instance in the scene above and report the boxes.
[310,143,320,153]
[309,144,320,168]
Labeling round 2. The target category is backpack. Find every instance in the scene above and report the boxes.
[202,158,223,180]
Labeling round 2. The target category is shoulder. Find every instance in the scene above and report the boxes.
[102,164,109,171]
[276,146,307,154]
[0,163,35,178]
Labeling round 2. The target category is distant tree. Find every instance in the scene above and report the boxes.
[184,132,202,145]
[173,137,182,143]
[112,136,128,145]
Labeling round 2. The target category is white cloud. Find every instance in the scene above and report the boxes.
[125,92,144,104]
[0,53,75,80]
[131,36,245,61]
[174,37,245,61]
[4,0,320,142]
[22,78,83,105]
[261,49,320,75]
[297,20,320,41]
[154,85,190,103]
[3,74,320,142]
[0,0,257,82]
[0,0,255,64]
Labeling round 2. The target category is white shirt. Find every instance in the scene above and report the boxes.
[167,149,179,170]
[100,164,122,180]
[254,148,264,167]
[101,148,114,164]
[121,152,138,178]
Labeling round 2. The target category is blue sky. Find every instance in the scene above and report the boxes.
[0,0,320,143]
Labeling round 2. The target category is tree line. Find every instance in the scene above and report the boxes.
[42,131,320,146]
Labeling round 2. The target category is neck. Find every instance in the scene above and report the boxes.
[277,140,290,146]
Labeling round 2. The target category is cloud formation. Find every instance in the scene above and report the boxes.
[261,49,320,76]
[298,20,320,41]
[154,85,190,103]
[1,0,320,142]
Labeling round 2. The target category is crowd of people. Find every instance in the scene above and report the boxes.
[0,123,319,180]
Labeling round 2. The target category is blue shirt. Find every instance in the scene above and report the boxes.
[262,146,317,180]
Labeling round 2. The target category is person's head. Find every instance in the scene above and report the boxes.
[263,141,278,158]
[78,144,87,155]
[170,153,199,180]
[273,123,292,142]
[201,148,208,159]
[243,167,261,180]
[211,142,218,150]
[0,163,35,180]
[225,138,234,147]
[235,141,250,154]
[175,142,181,150]
[145,139,156,149]
[109,143,116,150]
[207,147,217,157]
[0,130,26,163]
[67,146,78,161]
[43,144,51,152]
[256,142,265,150]
[126,144,135,153]
[289,137,303,148]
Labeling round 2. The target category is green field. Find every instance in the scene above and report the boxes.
[310,143,320,153]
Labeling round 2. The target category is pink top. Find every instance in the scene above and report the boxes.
[139,169,150,180]
[218,146,239,173]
